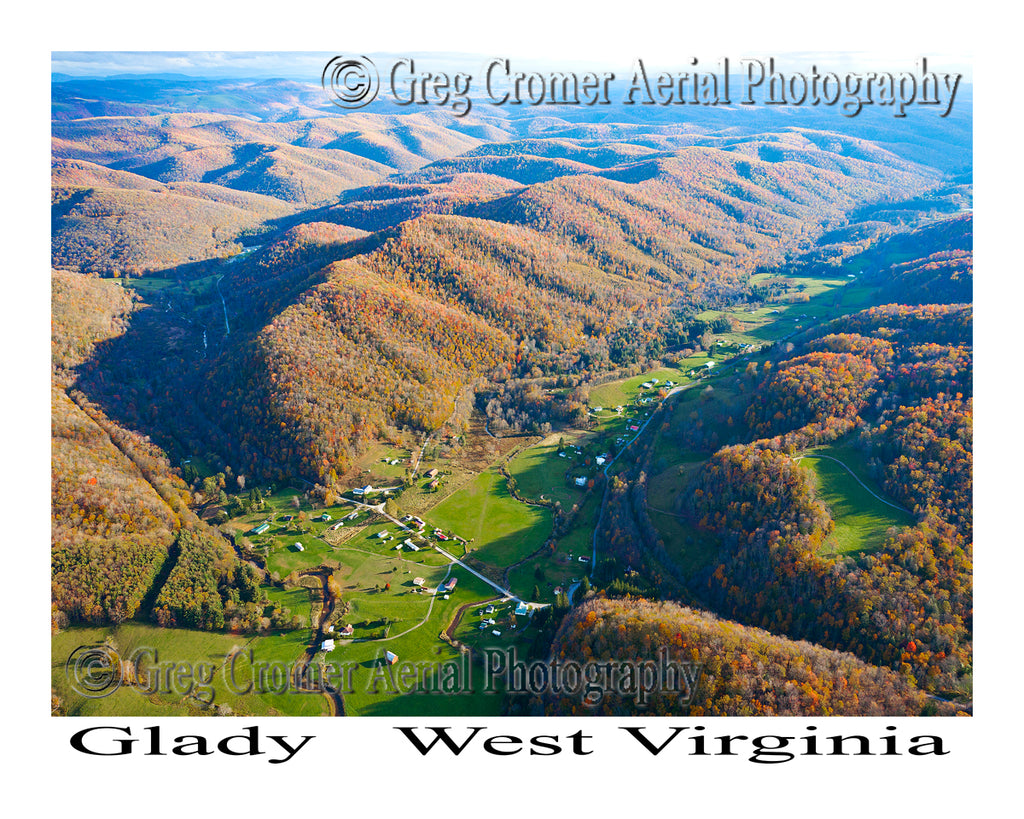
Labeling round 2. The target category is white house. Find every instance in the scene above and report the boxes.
[321,639,335,652]
[574,477,587,487]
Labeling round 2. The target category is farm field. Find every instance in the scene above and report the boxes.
[52,623,329,717]
[327,567,505,715]
[799,444,914,557]
[507,432,588,508]
[428,468,552,570]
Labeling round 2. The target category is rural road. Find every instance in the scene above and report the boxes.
[215,275,230,336]
[434,546,525,603]
[589,370,733,568]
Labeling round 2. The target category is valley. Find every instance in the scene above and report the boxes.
[51,72,972,717]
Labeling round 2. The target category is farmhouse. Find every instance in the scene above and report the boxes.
[414,576,425,586]
[439,577,458,593]
[353,485,374,496]
[515,602,530,616]
[595,455,607,466]
[339,624,354,637]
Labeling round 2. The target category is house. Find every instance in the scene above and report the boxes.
[321,639,335,652]
[439,577,458,593]
[317,513,332,522]
[250,522,270,535]
[593,406,603,412]
[413,577,425,586]
[427,479,439,490]
[595,456,606,467]
[424,468,439,479]
[484,605,495,615]
[339,624,354,637]
[515,602,529,616]
[293,542,304,552]
[705,361,716,370]
[353,484,374,496]
[574,477,587,487]
[281,515,294,522]
[384,650,399,665]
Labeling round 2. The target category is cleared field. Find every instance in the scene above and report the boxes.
[428,468,552,569]
[800,447,913,556]
[645,459,722,576]
[329,567,505,715]
[52,623,328,717]
[507,435,587,508]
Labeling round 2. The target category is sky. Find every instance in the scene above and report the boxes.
[52,50,973,82]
